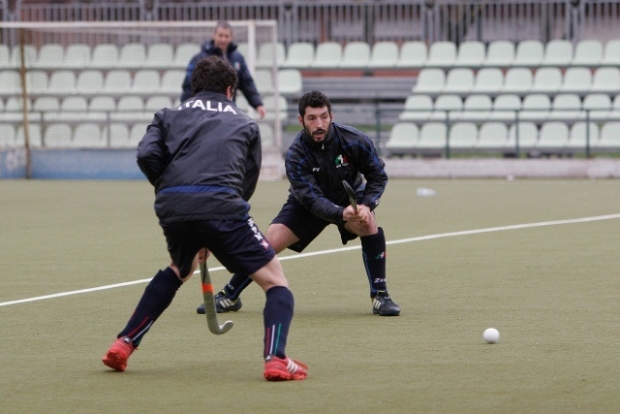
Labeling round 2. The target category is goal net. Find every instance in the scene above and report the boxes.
[0,20,284,180]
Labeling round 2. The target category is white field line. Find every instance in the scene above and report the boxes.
[2,213,619,308]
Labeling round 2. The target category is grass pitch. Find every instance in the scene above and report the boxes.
[1,178,619,413]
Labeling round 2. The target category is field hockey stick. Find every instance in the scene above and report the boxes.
[342,180,358,213]
[200,260,234,335]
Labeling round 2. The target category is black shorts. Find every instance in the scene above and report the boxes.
[271,195,357,253]
[160,218,275,278]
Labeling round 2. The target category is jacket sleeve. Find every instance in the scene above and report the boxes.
[355,136,388,210]
[136,111,168,187]
[285,142,345,224]
[236,55,264,109]
[240,123,262,201]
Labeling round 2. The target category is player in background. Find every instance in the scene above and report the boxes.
[197,90,401,317]
[181,19,266,119]
[102,56,307,381]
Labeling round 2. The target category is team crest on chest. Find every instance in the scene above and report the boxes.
[335,154,349,168]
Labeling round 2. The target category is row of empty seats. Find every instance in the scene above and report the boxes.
[412,67,620,97]
[0,68,302,98]
[399,93,620,123]
[383,121,620,157]
[3,38,619,71]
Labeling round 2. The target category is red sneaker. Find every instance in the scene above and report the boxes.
[102,337,135,372]
[263,355,308,381]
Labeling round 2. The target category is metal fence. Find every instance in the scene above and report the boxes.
[2,0,619,46]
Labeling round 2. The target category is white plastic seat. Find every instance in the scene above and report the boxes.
[384,122,419,156]
[0,124,16,147]
[513,40,544,67]
[490,94,522,122]
[582,94,612,121]
[283,42,314,68]
[426,41,456,68]
[160,69,185,94]
[542,40,573,67]
[520,94,551,122]
[476,122,509,150]
[73,123,106,148]
[262,94,288,122]
[460,95,492,122]
[145,43,174,68]
[104,70,132,94]
[76,70,104,95]
[340,42,371,69]
[572,40,603,67]
[104,123,130,148]
[398,95,433,122]
[33,96,60,113]
[254,70,275,95]
[278,69,302,97]
[26,70,48,94]
[602,39,620,67]
[0,70,21,94]
[47,70,77,94]
[129,123,148,146]
[610,95,620,119]
[50,96,89,122]
[448,122,478,149]
[472,68,504,95]
[368,41,399,68]
[63,44,91,69]
[507,122,538,150]
[16,123,43,147]
[432,94,462,121]
[132,70,161,94]
[236,43,248,58]
[530,67,562,94]
[35,44,64,68]
[43,123,73,147]
[455,41,485,68]
[567,121,599,150]
[10,45,37,68]
[549,94,583,122]
[590,67,620,94]
[256,42,286,69]
[89,96,116,113]
[2,97,34,122]
[443,68,474,95]
[117,43,147,69]
[536,122,570,150]
[484,40,514,67]
[559,67,592,95]
[502,68,533,95]
[173,43,200,68]
[90,44,119,68]
[112,96,146,121]
[396,41,427,68]
[0,45,11,69]
[416,122,447,150]
[311,42,343,68]
[595,122,620,149]
[145,96,173,112]
[412,68,445,96]
[235,94,250,112]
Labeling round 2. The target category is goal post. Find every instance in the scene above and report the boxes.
[0,20,284,180]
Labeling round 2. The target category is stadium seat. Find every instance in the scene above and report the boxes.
[283,42,314,68]
[112,96,146,122]
[33,96,60,113]
[0,70,21,95]
[16,123,42,147]
[513,40,544,67]
[73,123,106,148]
[278,69,303,97]
[448,122,478,149]
[559,67,592,95]
[536,121,570,151]
[262,94,288,122]
[384,122,419,156]
[595,121,620,150]
[104,123,130,148]
[118,43,147,68]
[520,94,551,122]
[1,97,34,122]
[572,40,603,67]
[63,44,91,69]
[254,69,274,95]
[26,70,48,94]
[340,41,371,68]
[549,94,583,122]
[47,70,77,94]
[44,96,88,122]
[416,122,447,150]
[90,43,119,68]
[0,124,16,147]
[567,121,599,150]
[455,41,485,68]
[76,70,105,96]
[541,40,573,67]
[502,68,533,95]
[590,67,620,94]
[129,123,148,146]
[145,43,175,68]
[258,122,274,147]
[443,68,475,96]
[43,123,73,147]
[412,68,445,96]
[160,69,185,95]
[145,96,172,112]
[601,39,620,67]
[433,94,463,122]
[34,44,64,68]
[10,45,37,68]
[132,70,161,94]
[610,94,620,119]
[476,122,509,150]
[89,96,116,114]
[236,42,248,58]
[426,41,456,68]
[530,67,563,94]
[396,41,427,68]
[507,122,538,151]
[0,45,10,69]
[173,43,200,68]
[460,94,492,122]
[235,94,250,112]
[471,68,504,96]
[483,40,514,67]
[256,42,286,69]
[582,93,612,121]
[398,95,433,122]
[368,41,399,68]
[104,70,132,95]
[312,42,343,68]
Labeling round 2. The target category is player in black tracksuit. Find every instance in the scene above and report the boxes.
[102,56,307,381]
[180,20,266,119]
[197,90,401,317]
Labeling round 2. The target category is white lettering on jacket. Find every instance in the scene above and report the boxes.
[178,100,237,114]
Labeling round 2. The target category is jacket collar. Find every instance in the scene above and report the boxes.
[202,40,238,56]
[301,123,335,148]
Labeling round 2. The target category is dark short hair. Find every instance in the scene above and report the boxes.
[213,20,233,34]
[191,55,237,96]
[298,90,332,117]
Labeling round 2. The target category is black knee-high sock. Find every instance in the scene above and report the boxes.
[223,273,253,300]
[361,227,387,297]
[263,286,294,359]
[118,267,182,347]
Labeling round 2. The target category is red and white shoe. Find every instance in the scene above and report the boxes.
[102,337,135,372]
[263,355,308,381]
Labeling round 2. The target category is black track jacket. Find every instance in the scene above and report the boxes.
[137,91,261,224]
[285,123,388,224]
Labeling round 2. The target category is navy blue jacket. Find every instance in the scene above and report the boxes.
[284,123,388,224]
[181,40,263,108]
[137,91,262,224]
